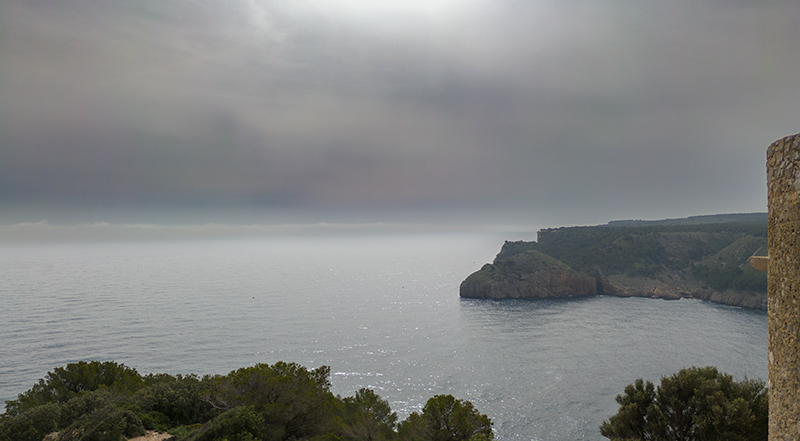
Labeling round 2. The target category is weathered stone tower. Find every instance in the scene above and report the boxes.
[767,133,800,441]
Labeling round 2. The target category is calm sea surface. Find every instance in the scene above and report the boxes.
[0,233,767,441]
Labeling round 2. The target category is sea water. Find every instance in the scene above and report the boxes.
[0,233,767,441]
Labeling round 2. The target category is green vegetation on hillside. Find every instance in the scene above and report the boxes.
[492,217,767,302]
[601,366,767,441]
[465,250,572,285]
[607,213,767,227]
[0,361,493,441]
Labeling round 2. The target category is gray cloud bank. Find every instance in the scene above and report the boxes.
[1,0,797,227]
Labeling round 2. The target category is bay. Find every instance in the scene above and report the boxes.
[0,233,767,441]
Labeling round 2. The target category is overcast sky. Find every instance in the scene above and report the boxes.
[1,0,798,229]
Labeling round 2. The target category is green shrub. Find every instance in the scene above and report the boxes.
[6,361,143,416]
[601,366,767,441]
[209,362,336,440]
[133,375,217,429]
[59,406,145,441]
[185,406,263,441]
[341,388,398,441]
[0,402,61,441]
[1,361,496,441]
[140,410,170,432]
[399,395,493,441]
[59,388,115,429]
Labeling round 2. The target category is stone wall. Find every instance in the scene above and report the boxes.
[767,133,800,441]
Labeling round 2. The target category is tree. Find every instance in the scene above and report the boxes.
[399,395,493,441]
[5,361,143,416]
[600,366,768,441]
[1,360,495,441]
[58,406,145,441]
[208,362,336,440]
[0,402,60,441]
[341,388,398,441]
[185,406,263,441]
[132,374,216,430]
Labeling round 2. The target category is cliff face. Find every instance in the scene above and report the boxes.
[459,250,604,300]
[460,268,601,299]
[691,288,767,310]
[460,216,768,310]
[609,280,687,300]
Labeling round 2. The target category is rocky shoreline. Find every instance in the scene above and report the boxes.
[460,216,769,311]
[460,254,767,311]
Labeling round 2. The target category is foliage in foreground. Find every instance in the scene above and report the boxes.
[1,360,493,441]
[600,366,768,441]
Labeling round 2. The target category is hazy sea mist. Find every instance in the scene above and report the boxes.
[0,233,767,441]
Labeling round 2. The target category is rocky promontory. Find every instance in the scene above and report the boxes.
[460,214,768,310]
[460,250,607,299]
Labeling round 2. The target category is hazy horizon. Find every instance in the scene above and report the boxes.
[0,209,767,244]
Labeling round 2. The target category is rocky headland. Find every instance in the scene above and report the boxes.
[460,250,607,299]
[460,214,768,310]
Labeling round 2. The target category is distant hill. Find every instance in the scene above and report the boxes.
[606,212,767,227]
[461,214,768,310]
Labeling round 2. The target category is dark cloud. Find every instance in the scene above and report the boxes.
[1,0,796,226]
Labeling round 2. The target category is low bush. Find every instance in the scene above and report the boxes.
[1,361,493,441]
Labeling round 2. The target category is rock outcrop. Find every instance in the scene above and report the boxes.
[460,257,768,308]
[690,288,767,310]
[606,277,766,307]
[460,250,607,299]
